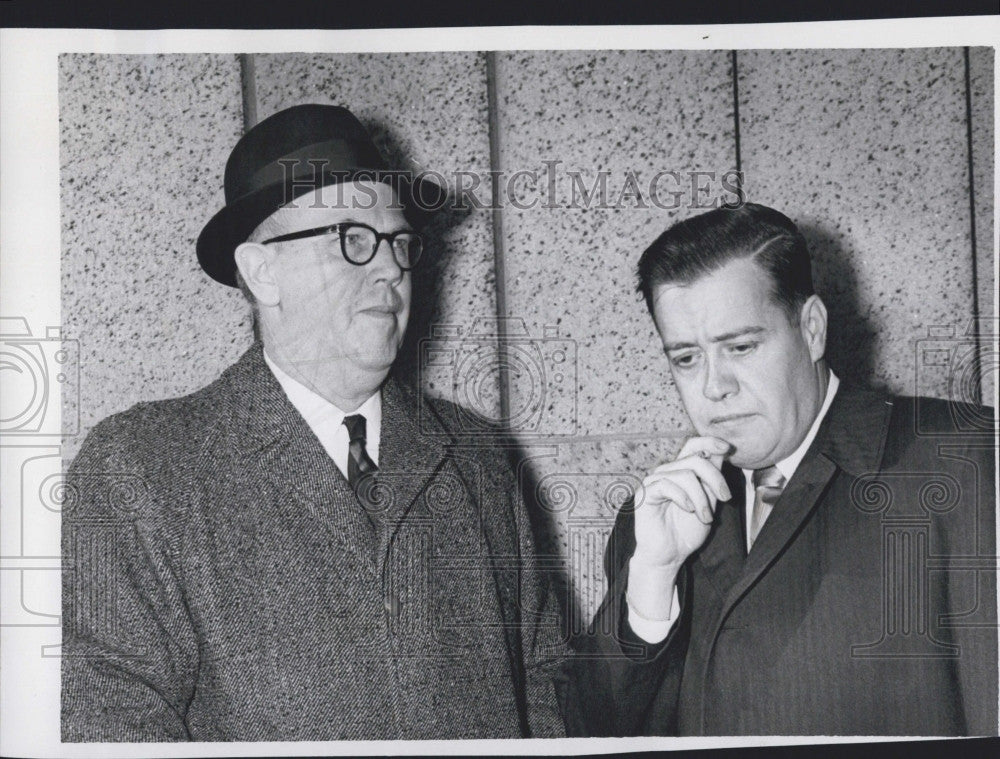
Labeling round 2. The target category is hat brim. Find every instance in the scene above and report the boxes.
[196,171,445,288]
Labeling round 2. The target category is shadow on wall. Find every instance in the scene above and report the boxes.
[365,117,476,387]
[799,220,885,393]
[365,117,585,636]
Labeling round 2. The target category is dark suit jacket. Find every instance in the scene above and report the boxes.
[62,343,568,741]
[566,385,997,736]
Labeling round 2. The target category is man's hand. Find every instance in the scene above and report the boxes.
[632,436,733,569]
[625,437,732,625]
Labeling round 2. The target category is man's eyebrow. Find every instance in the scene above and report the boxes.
[663,326,766,352]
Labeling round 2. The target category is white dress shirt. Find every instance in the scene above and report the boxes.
[740,372,839,552]
[263,350,381,480]
[628,372,840,643]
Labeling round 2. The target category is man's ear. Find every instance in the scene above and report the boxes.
[799,294,828,363]
[234,242,280,307]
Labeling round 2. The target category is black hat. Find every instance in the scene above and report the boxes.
[196,104,444,287]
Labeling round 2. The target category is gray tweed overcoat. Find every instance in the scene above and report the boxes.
[61,343,568,740]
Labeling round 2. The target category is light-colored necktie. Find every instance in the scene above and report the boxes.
[749,466,786,549]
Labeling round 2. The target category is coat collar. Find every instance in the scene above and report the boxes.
[370,370,454,537]
[806,382,895,478]
[217,342,455,558]
[215,342,302,453]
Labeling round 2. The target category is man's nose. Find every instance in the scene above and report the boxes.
[703,356,738,401]
[369,237,404,282]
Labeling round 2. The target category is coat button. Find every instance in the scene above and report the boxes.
[384,593,401,616]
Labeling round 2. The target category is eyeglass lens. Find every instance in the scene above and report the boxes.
[341,224,422,269]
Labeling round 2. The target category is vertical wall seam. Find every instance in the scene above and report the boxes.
[962,46,984,405]
[731,50,743,187]
[239,53,258,133]
[486,51,512,427]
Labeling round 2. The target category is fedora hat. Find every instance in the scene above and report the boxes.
[196,104,445,287]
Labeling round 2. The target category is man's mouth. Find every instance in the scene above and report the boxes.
[709,412,757,426]
[359,303,400,317]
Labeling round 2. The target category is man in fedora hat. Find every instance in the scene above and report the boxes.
[61,104,568,741]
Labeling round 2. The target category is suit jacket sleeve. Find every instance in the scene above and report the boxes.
[62,411,199,741]
[957,438,998,735]
[561,498,690,736]
[939,407,998,734]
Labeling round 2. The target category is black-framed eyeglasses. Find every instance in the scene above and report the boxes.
[261,222,424,271]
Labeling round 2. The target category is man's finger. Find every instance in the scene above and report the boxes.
[648,456,731,502]
[677,436,732,460]
[636,477,696,515]
[679,455,732,502]
[673,469,714,524]
[643,469,712,524]
[650,436,731,475]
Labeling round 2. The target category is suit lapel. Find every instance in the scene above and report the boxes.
[694,462,747,597]
[717,384,895,617]
[726,452,837,608]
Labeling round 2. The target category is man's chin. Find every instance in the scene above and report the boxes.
[728,447,777,471]
[349,344,400,373]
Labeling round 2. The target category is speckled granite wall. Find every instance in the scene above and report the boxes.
[495,50,735,439]
[493,50,736,624]
[969,47,996,407]
[60,54,249,460]
[61,49,994,624]
[738,48,977,404]
[253,53,500,420]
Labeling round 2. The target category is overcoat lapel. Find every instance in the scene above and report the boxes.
[371,378,451,558]
[224,343,379,568]
[261,435,380,568]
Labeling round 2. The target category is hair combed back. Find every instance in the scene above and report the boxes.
[636,203,815,321]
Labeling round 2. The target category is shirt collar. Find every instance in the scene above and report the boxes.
[262,348,382,440]
[742,371,840,484]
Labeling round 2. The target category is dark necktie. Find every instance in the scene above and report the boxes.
[343,414,378,489]
[749,465,786,548]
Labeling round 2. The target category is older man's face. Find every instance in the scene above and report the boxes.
[262,181,412,378]
[652,257,825,470]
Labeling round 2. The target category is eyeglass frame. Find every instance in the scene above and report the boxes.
[260,222,424,271]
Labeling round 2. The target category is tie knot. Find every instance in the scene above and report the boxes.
[752,465,786,491]
[343,414,367,444]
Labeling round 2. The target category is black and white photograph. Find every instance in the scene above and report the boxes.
[0,13,997,756]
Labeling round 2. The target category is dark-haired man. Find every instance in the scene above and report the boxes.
[566,203,996,736]
[62,104,568,741]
